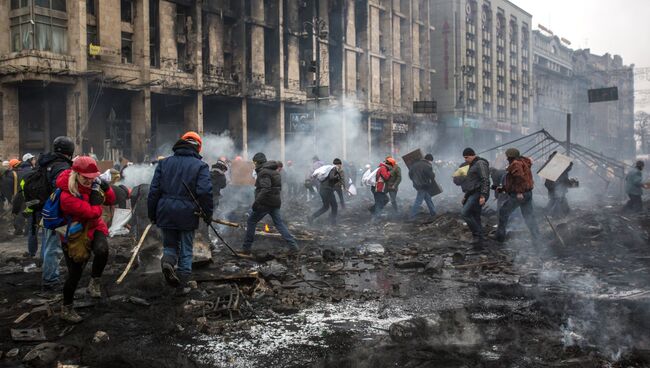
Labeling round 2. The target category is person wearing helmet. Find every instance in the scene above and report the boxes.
[384,157,401,215]
[22,153,36,168]
[38,136,76,292]
[494,148,539,243]
[56,156,115,323]
[148,131,213,295]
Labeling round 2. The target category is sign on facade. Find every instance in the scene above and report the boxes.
[588,87,618,103]
[289,113,313,132]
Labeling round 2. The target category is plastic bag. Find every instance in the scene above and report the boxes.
[348,184,357,196]
[109,208,132,237]
[361,168,379,186]
[311,165,336,182]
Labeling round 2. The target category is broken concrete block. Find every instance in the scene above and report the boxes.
[358,243,385,255]
[424,256,444,275]
[11,326,47,342]
[92,331,109,343]
[389,317,440,343]
[22,342,74,367]
[6,348,20,358]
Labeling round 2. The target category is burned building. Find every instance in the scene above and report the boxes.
[429,0,534,151]
[0,0,441,162]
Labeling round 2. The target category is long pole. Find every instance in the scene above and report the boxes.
[566,113,571,157]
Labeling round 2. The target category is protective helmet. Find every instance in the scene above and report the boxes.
[22,153,35,162]
[181,131,202,152]
[9,159,21,168]
[386,157,396,166]
[53,136,75,156]
[72,156,101,179]
[505,148,521,159]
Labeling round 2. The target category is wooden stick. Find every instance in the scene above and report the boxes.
[545,215,566,247]
[213,218,240,227]
[116,223,153,284]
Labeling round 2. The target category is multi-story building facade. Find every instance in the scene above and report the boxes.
[532,28,635,159]
[572,49,635,159]
[532,30,574,140]
[429,0,533,151]
[0,0,439,162]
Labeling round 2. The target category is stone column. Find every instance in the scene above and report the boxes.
[131,90,151,161]
[0,87,19,158]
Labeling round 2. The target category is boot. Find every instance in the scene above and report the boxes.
[87,277,102,298]
[162,262,181,287]
[60,304,83,323]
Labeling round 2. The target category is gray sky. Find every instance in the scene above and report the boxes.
[514,0,650,111]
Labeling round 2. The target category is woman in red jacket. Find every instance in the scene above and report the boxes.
[57,156,115,323]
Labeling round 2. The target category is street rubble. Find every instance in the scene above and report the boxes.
[0,194,649,367]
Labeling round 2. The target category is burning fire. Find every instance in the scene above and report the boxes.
[264,224,270,233]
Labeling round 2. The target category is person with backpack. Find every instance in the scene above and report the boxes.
[242,152,298,254]
[56,156,115,323]
[371,159,393,221]
[459,148,491,245]
[148,132,213,295]
[385,157,401,215]
[32,136,75,291]
[408,154,438,219]
[494,148,540,243]
[309,158,345,225]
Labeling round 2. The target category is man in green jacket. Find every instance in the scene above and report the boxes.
[624,160,646,212]
[385,157,401,214]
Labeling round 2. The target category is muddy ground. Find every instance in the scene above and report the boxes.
[0,193,649,368]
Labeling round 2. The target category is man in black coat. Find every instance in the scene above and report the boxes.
[242,152,298,254]
[310,158,344,225]
[408,154,438,218]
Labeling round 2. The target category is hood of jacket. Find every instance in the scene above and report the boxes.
[172,139,202,159]
[256,160,279,172]
[56,169,92,196]
[38,152,72,168]
[512,156,532,169]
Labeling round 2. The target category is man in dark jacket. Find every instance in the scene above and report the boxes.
[148,131,213,292]
[333,161,348,209]
[408,154,437,218]
[310,158,344,225]
[623,160,646,212]
[460,148,490,244]
[210,160,228,208]
[242,152,298,254]
[495,148,540,242]
[39,136,75,291]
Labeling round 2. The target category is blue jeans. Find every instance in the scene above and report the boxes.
[161,229,195,277]
[42,228,63,285]
[410,190,436,218]
[243,207,297,250]
[462,193,484,239]
[27,212,41,256]
[496,191,540,241]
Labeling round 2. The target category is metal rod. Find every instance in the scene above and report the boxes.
[478,129,546,154]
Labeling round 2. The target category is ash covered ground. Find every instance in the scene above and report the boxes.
[1,193,649,368]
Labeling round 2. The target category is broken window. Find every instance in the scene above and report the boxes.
[121,0,133,23]
[121,32,133,63]
[149,0,160,67]
[11,0,29,10]
[10,0,67,54]
[175,5,192,72]
[87,0,96,15]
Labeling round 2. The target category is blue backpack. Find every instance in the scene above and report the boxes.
[42,188,70,230]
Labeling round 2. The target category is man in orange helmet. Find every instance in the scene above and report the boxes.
[148,131,213,295]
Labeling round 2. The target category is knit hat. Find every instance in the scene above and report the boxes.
[424,154,434,161]
[462,148,476,156]
[252,152,267,164]
[505,148,520,159]
[636,160,645,169]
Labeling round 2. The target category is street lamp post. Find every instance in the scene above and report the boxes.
[303,17,328,147]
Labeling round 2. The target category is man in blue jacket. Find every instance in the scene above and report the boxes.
[148,131,213,293]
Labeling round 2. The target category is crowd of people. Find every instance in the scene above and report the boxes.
[1,131,647,323]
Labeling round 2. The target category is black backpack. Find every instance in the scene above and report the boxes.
[22,167,52,211]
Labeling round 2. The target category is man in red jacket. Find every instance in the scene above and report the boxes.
[494,148,540,243]
[371,159,392,221]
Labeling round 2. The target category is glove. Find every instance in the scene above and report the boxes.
[89,187,105,205]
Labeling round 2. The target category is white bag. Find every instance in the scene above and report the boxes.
[361,168,379,187]
[311,164,335,182]
[348,184,358,196]
[109,208,132,237]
